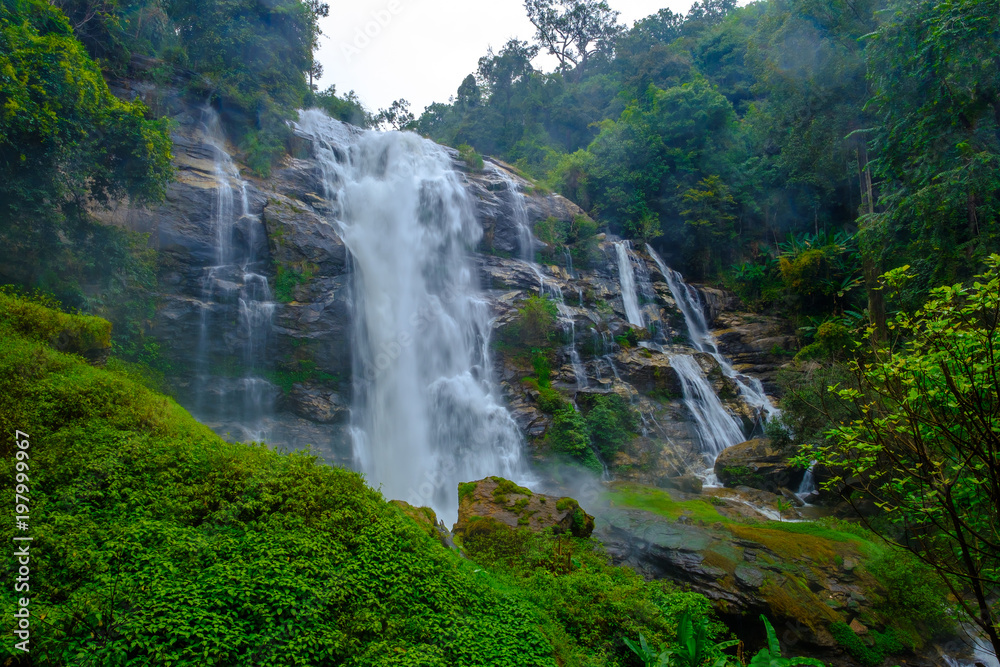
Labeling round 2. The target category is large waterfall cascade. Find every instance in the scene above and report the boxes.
[296,110,526,523]
[193,110,278,441]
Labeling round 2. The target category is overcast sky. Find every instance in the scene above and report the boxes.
[314,0,701,115]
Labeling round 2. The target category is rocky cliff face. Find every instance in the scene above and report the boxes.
[104,97,797,486]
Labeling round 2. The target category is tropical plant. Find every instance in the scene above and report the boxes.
[625,608,738,666]
[748,616,825,666]
[802,257,1000,656]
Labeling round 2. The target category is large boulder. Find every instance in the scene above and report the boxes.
[714,438,805,492]
[615,348,682,397]
[453,477,594,538]
[594,503,885,650]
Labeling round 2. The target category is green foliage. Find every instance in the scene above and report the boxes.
[532,348,553,387]
[807,257,1000,652]
[0,292,111,355]
[865,548,952,641]
[723,259,783,312]
[535,214,601,268]
[457,143,484,170]
[501,295,560,348]
[748,616,824,666]
[625,608,738,666]
[274,261,317,303]
[829,622,908,667]
[585,393,638,459]
[864,0,1000,299]
[460,517,725,667]
[308,86,370,127]
[547,407,602,473]
[0,0,172,311]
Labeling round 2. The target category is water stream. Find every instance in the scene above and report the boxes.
[193,110,277,441]
[647,244,779,435]
[296,110,526,524]
[614,241,644,327]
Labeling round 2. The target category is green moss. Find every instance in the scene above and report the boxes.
[458,481,478,503]
[605,483,725,524]
[273,261,317,303]
[0,292,111,354]
[830,621,910,666]
[555,497,576,512]
[491,477,532,497]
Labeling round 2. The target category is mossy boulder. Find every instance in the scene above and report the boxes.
[0,293,111,363]
[453,477,594,538]
[714,438,804,492]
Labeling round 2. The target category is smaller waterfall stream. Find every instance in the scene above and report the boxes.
[193,110,277,441]
[615,241,644,327]
[648,244,779,427]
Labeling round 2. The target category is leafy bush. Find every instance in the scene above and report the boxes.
[457,143,484,170]
[585,394,638,459]
[501,296,559,348]
[830,621,908,666]
[547,407,602,473]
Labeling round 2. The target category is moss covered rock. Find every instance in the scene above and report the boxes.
[453,476,594,538]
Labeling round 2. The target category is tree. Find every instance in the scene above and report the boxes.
[374,99,415,131]
[806,258,1000,657]
[524,0,621,80]
[864,0,1000,299]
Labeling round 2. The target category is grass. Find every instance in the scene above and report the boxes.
[605,483,727,525]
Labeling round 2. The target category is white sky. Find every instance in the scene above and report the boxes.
[314,0,700,115]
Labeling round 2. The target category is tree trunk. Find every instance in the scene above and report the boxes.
[857,145,886,340]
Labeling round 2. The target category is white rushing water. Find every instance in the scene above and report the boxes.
[296,110,525,524]
[796,461,818,501]
[670,354,746,459]
[647,244,780,430]
[615,241,645,327]
[194,110,277,440]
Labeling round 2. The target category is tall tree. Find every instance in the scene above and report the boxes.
[524,0,621,80]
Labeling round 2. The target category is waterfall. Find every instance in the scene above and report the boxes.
[647,244,779,428]
[490,164,538,267]
[491,163,588,390]
[295,110,525,524]
[615,241,644,327]
[796,461,818,500]
[670,355,746,460]
[193,110,277,441]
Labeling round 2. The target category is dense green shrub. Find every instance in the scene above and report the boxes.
[585,394,638,459]
[830,622,909,666]
[457,143,484,170]
[461,519,726,667]
[501,296,559,348]
[547,407,602,473]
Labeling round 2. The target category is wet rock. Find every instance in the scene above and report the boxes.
[287,383,348,424]
[453,477,594,538]
[615,348,682,396]
[263,193,347,278]
[658,475,704,495]
[715,438,805,492]
[734,563,765,589]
